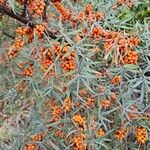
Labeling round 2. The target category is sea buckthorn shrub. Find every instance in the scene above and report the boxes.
[0,0,150,149]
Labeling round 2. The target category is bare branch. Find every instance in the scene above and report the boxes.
[1,31,15,39]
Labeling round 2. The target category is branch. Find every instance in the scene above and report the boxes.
[42,0,48,21]
[1,31,15,39]
[22,0,28,18]
[0,4,57,39]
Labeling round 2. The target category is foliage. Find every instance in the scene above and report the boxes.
[0,0,150,150]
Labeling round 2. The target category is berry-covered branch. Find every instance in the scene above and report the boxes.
[0,3,57,39]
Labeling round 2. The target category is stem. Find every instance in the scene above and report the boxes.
[22,0,28,18]
[2,31,15,39]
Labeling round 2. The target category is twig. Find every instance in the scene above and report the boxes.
[2,31,15,39]
[22,0,28,18]
[42,0,48,21]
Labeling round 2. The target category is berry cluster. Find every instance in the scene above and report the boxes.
[24,132,45,150]
[34,24,45,39]
[96,128,105,137]
[136,127,147,144]
[115,128,127,141]
[29,0,45,16]
[101,99,111,109]
[53,2,71,21]
[110,75,122,85]
[72,114,86,128]
[73,133,87,150]
[8,37,24,59]
[63,97,71,112]
[123,50,138,64]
